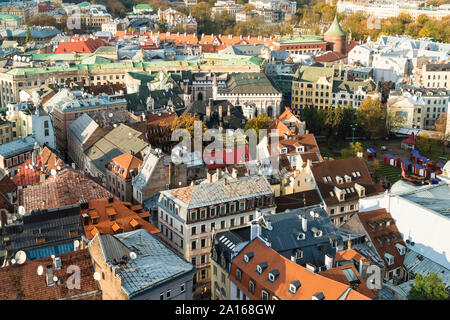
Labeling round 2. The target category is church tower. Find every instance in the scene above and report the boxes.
[324,16,347,55]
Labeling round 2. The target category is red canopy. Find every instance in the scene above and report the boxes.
[402,132,415,145]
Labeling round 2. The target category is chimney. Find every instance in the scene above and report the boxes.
[218,105,223,121]
[54,257,62,270]
[250,221,261,240]
[324,254,333,270]
[347,238,352,249]
[206,171,212,183]
[301,216,307,232]
[227,105,231,117]
[216,168,222,180]
[45,265,54,286]
[206,105,211,122]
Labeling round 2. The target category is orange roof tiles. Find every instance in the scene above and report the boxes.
[335,248,368,263]
[230,238,372,300]
[199,34,276,48]
[107,153,143,180]
[0,249,101,300]
[168,185,194,204]
[54,37,109,54]
[319,264,377,299]
[80,198,159,240]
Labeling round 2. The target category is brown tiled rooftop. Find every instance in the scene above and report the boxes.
[20,168,113,212]
[0,249,101,300]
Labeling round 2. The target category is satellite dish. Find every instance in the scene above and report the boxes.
[51,254,55,260]
[93,272,101,281]
[74,240,80,249]
[50,169,57,177]
[57,166,61,170]
[37,265,43,276]
[15,251,27,264]
[109,113,113,118]
[129,252,137,260]
[53,276,58,282]
[11,258,16,265]
[289,177,294,182]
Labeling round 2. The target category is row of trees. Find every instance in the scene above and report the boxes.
[190,2,293,36]
[301,98,389,141]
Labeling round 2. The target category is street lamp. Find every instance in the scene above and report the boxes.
[351,125,357,143]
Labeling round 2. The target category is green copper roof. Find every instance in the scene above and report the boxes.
[0,14,21,21]
[134,4,153,10]
[324,16,346,37]
[77,2,90,7]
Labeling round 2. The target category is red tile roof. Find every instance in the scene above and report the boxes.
[356,209,406,271]
[12,147,64,187]
[55,37,109,54]
[319,264,377,299]
[229,238,372,300]
[0,249,101,300]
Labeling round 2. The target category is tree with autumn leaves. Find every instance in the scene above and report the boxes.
[356,97,387,140]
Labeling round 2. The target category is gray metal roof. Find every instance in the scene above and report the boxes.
[404,247,450,287]
[400,184,450,218]
[0,136,36,158]
[97,229,194,298]
[164,175,274,209]
[260,206,345,268]
[68,113,99,145]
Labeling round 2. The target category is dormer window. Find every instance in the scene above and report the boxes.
[295,249,303,259]
[297,232,305,240]
[344,175,351,183]
[311,227,322,238]
[280,147,287,154]
[385,253,394,266]
[243,252,254,263]
[289,280,301,294]
[336,176,343,184]
[268,269,280,283]
[396,243,406,255]
[354,183,365,197]
[256,262,268,275]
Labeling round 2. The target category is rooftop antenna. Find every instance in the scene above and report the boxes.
[15,251,27,264]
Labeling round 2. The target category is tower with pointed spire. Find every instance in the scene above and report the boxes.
[324,15,347,55]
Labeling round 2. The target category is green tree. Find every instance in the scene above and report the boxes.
[356,98,387,140]
[25,27,32,43]
[407,273,449,300]
[244,113,272,136]
[416,132,435,155]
